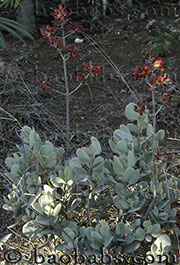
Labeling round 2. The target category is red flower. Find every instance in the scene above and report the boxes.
[56,38,63,47]
[154,58,163,68]
[46,24,52,31]
[82,61,101,74]
[57,13,63,19]
[138,100,143,106]
[35,74,53,91]
[133,65,144,80]
[52,4,68,24]
[49,35,55,43]
[138,109,143,116]
[143,65,151,75]
[148,76,154,83]
[40,25,56,45]
[154,73,171,88]
[61,44,80,58]
[157,163,163,169]
[162,95,167,101]
[133,64,152,80]
[167,91,172,98]
[167,154,173,161]
[134,100,148,116]
[73,72,86,82]
[58,4,63,12]
[156,76,164,82]
[93,66,101,73]
[35,81,41,85]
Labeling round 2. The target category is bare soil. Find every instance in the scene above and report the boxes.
[0,1,180,259]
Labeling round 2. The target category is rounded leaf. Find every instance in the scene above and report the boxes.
[22,220,42,236]
[113,156,124,175]
[76,148,90,165]
[91,231,102,242]
[135,227,146,241]
[145,235,152,242]
[170,208,176,218]
[151,224,161,236]
[127,151,136,167]
[90,137,101,155]
[20,126,31,143]
[159,212,168,220]
[143,220,152,229]
[155,129,165,141]
[128,169,139,185]
[11,164,20,176]
[124,167,134,182]
[5,157,15,169]
[146,225,153,234]
[53,203,62,217]
[117,140,128,153]
[64,166,73,180]
[124,241,141,253]
[125,103,139,121]
[125,235,135,245]
[146,124,154,136]
[127,123,139,133]
[36,216,50,226]
[29,130,40,147]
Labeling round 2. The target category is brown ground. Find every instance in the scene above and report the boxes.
[0,1,180,262]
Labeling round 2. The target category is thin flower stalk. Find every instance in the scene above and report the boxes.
[133,54,174,199]
[35,4,101,150]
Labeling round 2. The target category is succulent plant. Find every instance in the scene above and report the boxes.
[3,102,179,259]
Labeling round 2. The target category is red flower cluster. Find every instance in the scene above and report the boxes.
[134,64,152,80]
[40,25,57,44]
[156,152,174,170]
[35,74,53,90]
[40,4,83,57]
[134,100,148,116]
[134,58,165,82]
[38,5,101,91]
[83,61,101,76]
[73,62,101,83]
[73,72,86,83]
[153,58,163,68]
[161,90,172,102]
[157,163,163,170]
[148,72,172,91]
[62,44,80,59]
[52,4,69,26]
[134,55,173,102]
[167,154,173,160]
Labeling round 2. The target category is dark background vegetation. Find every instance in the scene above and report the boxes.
[0,0,179,255]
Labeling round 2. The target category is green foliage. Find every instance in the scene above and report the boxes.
[145,28,180,56]
[3,104,179,257]
[0,17,34,50]
[145,37,171,57]
[0,0,21,9]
